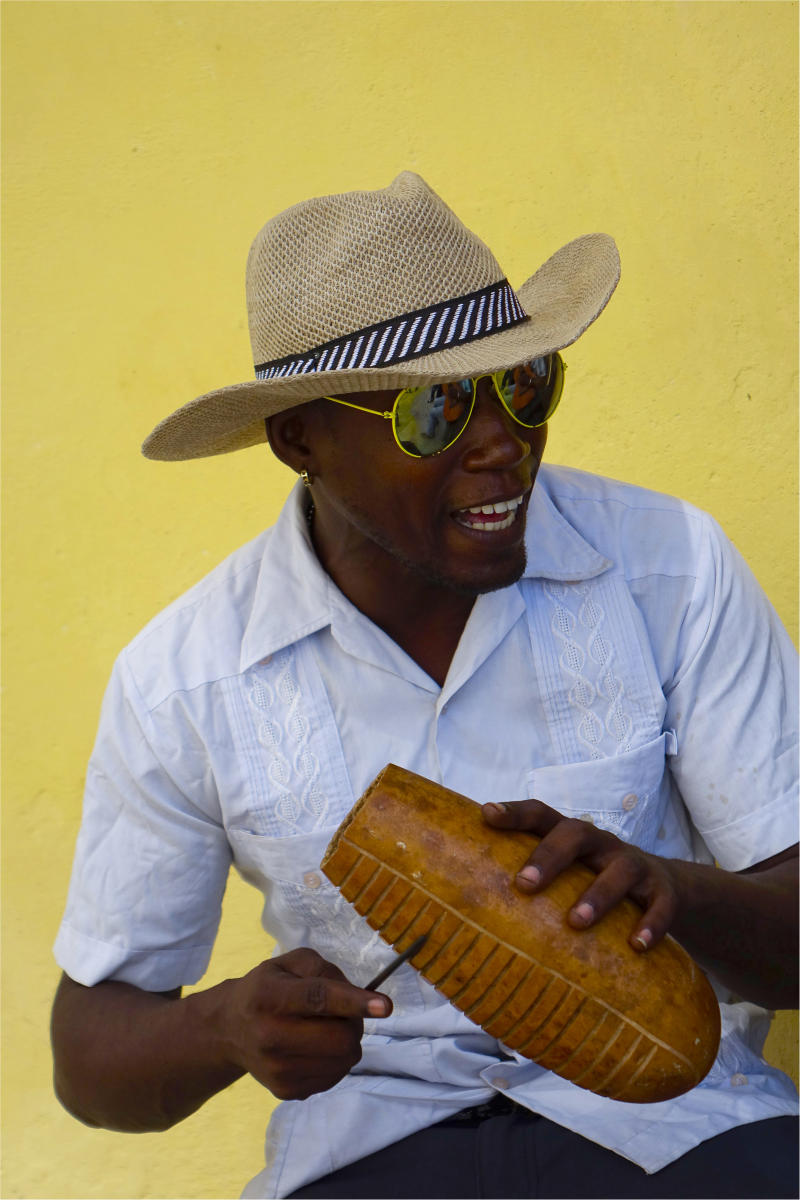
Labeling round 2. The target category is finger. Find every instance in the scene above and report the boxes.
[271,949,392,1018]
[364,990,393,1018]
[566,860,678,952]
[318,963,394,1016]
[482,797,566,837]
[278,972,391,1020]
[271,950,393,1017]
[628,885,678,953]
[260,1048,364,1100]
[257,1010,363,1054]
[314,959,393,1014]
[280,946,349,982]
[512,816,602,892]
[565,853,647,928]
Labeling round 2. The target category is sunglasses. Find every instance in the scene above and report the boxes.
[323,353,565,458]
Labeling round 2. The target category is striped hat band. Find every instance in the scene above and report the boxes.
[254,280,527,381]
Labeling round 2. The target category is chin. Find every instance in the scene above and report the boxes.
[426,547,528,598]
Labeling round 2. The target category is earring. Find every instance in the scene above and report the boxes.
[301,468,313,489]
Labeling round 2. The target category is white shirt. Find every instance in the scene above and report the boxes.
[55,465,799,1197]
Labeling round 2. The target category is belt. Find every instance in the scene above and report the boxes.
[440,1092,521,1125]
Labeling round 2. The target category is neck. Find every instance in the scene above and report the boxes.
[308,506,475,687]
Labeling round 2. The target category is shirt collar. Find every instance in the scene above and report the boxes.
[240,468,613,670]
[240,482,333,671]
[522,468,613,582]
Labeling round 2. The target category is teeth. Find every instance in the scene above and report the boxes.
[466,495,523,516]
[469,512,517,531]
[454,494,525,533]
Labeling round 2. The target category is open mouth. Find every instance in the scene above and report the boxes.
[452,494,524,532]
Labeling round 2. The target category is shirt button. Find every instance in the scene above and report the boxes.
[493,1078,510,1090]
[579,813,595,824]
[622,793,638,811]
[731,1073,748,1087]
[303,871,322,889]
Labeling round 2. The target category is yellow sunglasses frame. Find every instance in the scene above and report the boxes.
[322,355,565,458]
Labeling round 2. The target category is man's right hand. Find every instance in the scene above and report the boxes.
[218,947,392,1100]
[51,948,391,1132]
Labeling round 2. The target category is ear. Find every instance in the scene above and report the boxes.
[265,405,321,475]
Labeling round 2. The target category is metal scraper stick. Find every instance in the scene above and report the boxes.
[365,934,429,991]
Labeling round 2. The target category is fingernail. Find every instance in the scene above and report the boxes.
[632,929,653,952]
[572,901,595,924]
[483,803,504,817]
[517,865,541,888]
[367,997,390,1017]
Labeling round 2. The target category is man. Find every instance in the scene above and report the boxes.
[52,172,798,1198]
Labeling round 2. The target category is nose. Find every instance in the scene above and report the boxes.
[459,377,532,471]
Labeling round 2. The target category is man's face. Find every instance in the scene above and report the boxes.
[302,378,547,599]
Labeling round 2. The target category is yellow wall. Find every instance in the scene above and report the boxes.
[2,2,797,1197]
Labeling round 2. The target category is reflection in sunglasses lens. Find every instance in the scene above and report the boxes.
[393,355,562,456]
[396,382,473,456]
[500,356,559,426]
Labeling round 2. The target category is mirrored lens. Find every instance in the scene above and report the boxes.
[496,355,563,427]
[394,380,474,456]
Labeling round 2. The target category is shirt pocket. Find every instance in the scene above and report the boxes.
[525,732,673,851]
[227,824,392,984]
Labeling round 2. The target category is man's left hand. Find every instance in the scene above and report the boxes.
[482,798,679,953]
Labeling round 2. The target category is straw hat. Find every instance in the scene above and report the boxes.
[142,171,620,461]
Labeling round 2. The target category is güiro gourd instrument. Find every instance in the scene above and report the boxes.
[322,763,721,1104]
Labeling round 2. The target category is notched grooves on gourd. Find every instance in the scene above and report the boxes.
[591,1032,645,1095]
[553,1010,611,1077]
[362,872,405,920]
[416,907,448,949]
[388,897,434,946]
[436,932,483,990]
[413,918,459,975]
[528,994,590,1060]
[496,975,553,1042]
[349,858,382,904]
[516,985,582,1057]
[426,930,482,987]
[570,1021,626,1085]
[451,943,504,1007]
[479,964,537,1031]
[334,847,363,892]
[382,885,415,930]
[608,1043,659,1099]
[465,952,516,1014]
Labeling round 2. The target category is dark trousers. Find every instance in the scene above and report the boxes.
[287,1100,798,1199]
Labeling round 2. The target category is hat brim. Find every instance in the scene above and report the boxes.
[142,232,620,461]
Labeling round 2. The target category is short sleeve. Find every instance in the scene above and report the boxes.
[665,514,798,870]
[54,652,232,990]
